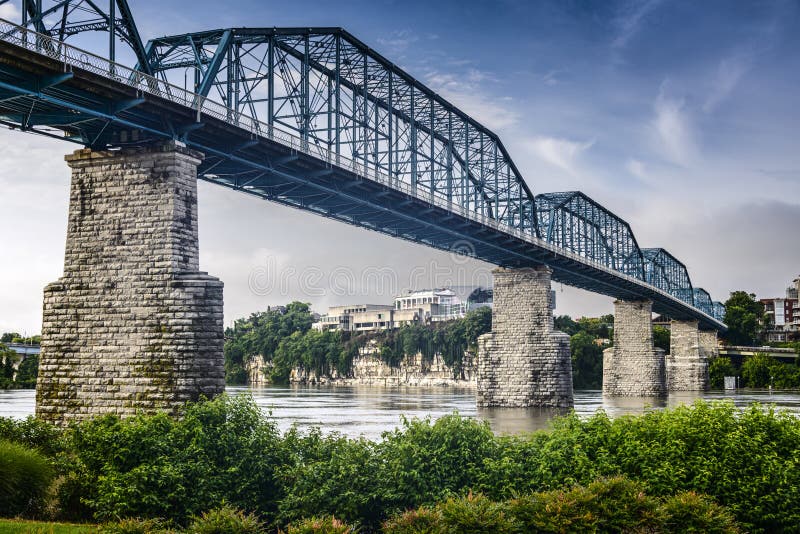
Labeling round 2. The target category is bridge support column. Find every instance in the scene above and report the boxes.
[666,320,709,391]
[476,266,573,408]
[36,141,225,424]
[698,330,719,361]
[603,299,666,396]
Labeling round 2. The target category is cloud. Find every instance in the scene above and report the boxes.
[526,136,595,174]
[424,70,519,131]
[652,83,696,166]
[759,168,800,182]
[703,54,752,113]
[626,158,652,184]
[612,0,664,49]
[376,30,419,52]
[0,1,20,20]
[542,69,565,86]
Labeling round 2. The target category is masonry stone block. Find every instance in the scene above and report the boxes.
[698,330,719,361]
[667,320,709,391]
[603,299,666,396]
[476,266,573,408]
[36,142,225,424]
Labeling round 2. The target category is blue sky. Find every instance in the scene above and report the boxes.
[0,0,798,333]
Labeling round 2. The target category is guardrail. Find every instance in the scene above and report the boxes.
[0,18,724,327]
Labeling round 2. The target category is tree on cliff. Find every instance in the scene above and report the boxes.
[224,302,315,384]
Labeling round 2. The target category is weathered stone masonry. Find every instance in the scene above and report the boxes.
[36,142,225,424]
[603,299,666,396]
[477,266,573,408]
[667,320,709,391]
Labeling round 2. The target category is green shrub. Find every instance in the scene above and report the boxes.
[742,353,773,387]
[708,356,737,389]
[480,401,799,533]
[0,415,64,457]
[381,507,443,534]
[0,439,54,517]
[377,415,497,513]
[100,517,174,534]
[435,493,515,533]
[67,394,287,525]
[277,429,382,528]
[385,478,740,534]
[187,505,265,534]
[658,491,739,533]
[283,516,356,533]
[508,477,659,533]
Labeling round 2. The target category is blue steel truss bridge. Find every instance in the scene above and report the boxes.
[0,2,725,331]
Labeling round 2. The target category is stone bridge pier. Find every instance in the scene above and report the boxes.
[666,320,713,391]
[36,141,225,424]
[603,299,666,396]
[476,266,573,408]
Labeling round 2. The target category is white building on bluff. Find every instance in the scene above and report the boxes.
[313,286,492,332]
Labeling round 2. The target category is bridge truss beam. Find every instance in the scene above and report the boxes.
[535,191,646,281]
[143,27,537,235]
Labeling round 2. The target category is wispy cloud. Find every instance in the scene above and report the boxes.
[0,1,20,20]
[759,168,800,182]
[626,158,650,183]
[703,53,752,113]
[527,136,595,174]
[424,70,519,130]
[376,30,419,52]
[542,69,565,86]
[612,0,664,49]
[652,82,695,166]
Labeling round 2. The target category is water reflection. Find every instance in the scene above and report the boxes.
[478,406,571,435]
[1,386,799,440]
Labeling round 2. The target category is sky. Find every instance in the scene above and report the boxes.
[0,0,798,334]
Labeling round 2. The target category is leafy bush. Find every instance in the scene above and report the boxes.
[187,505,265,534]
[277,430,382,527]
[385,478,739,534]
[282,516,356,534]
[507,477,660,532]
[0,439,54,518]
[68,394,287,525]
[100,517,175,534]
[1,398,796,532]
[476,402,799,533]
[381,508,443,534]
[377,415,497,515]
[658,491,740,533]
[742,353,773,387]
[709,356,737,389]
[0,414,64,457]
[436,492,515,533]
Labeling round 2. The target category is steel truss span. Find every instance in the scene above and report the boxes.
[0,8,726,329]
[145,27,537,235]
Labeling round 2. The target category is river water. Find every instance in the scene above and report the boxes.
[2,386,799,440]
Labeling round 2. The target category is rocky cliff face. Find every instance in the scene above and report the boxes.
[246,342,475,388]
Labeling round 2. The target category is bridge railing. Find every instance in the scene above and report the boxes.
[0,19,723,328]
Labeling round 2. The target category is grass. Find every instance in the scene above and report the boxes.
[0,519,98,533]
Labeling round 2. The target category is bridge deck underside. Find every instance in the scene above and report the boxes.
[0,39,725,331]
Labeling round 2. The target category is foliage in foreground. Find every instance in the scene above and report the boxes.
[0,519,97,533]
[383,478,739,533]
[0,439,54,517]
[0,396,798,533]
